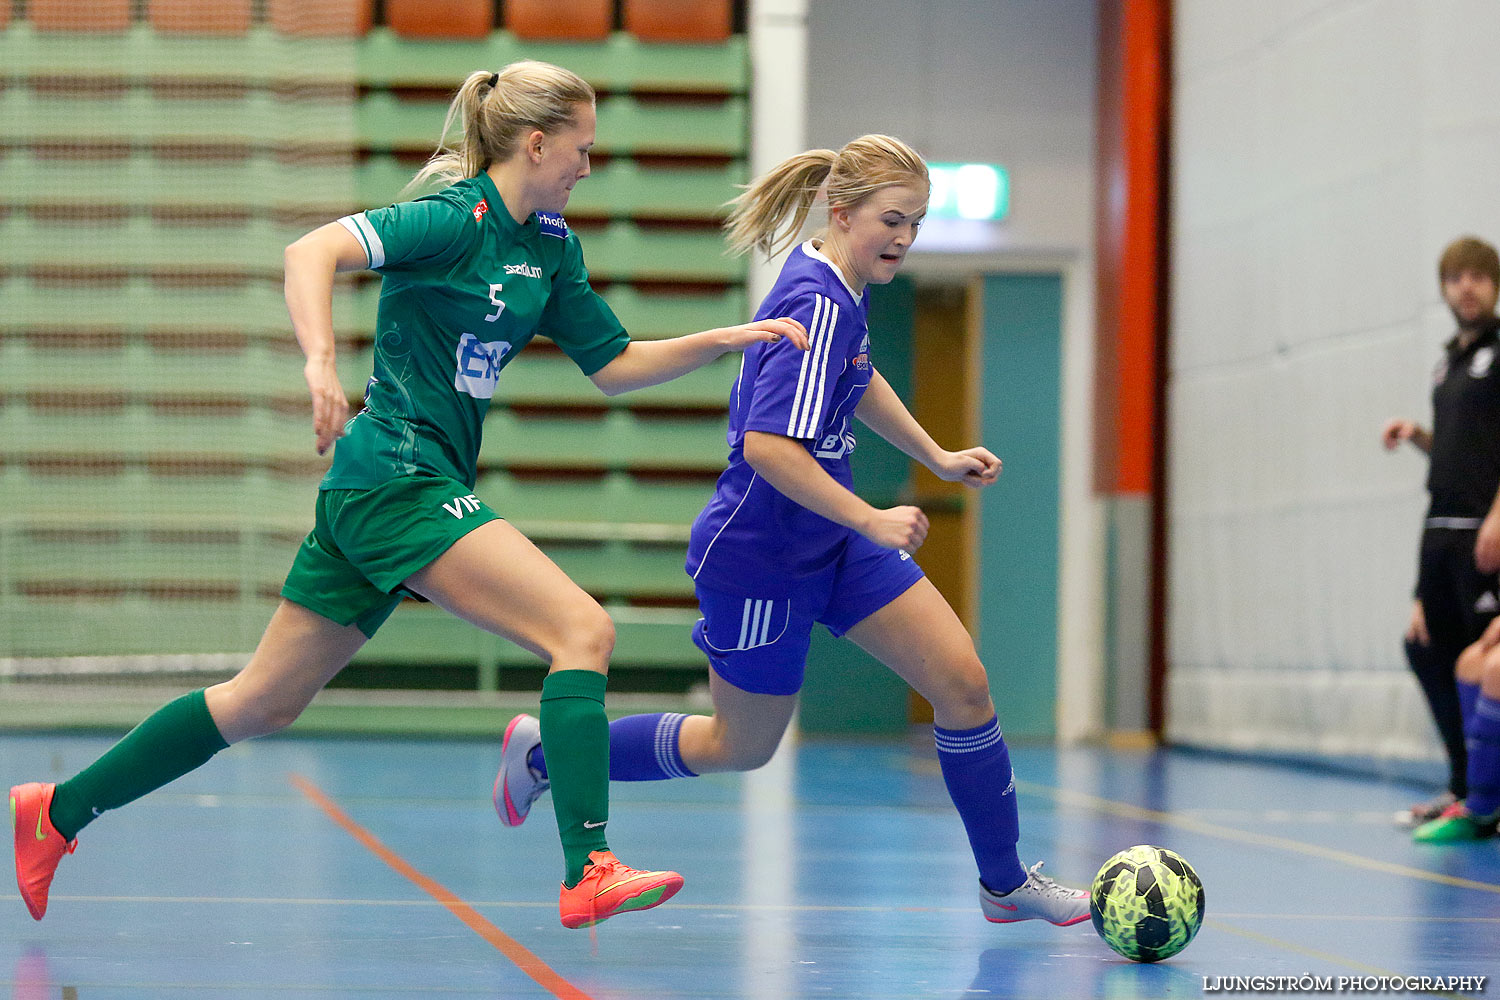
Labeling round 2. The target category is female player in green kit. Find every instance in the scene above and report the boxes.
[10,60,806,931]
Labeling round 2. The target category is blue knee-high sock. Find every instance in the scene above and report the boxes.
[935,716,1026,894]
[530,712,698,781]
[1465,695,1500,817]
[1459,680,1480,732]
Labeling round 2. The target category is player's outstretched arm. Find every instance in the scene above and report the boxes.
[855,371,1002,488]
[587,318,808,396]
[742,430,928,553]
[284,223,373,454]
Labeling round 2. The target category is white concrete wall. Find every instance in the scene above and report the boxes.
[1169,0,1500,759]
[799,0,1104,738]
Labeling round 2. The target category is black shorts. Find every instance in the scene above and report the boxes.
[1415,527,1500,657]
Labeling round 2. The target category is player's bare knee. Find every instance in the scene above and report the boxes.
[927,656,994,721]
[208,680,304,741]
[547,603,616,668]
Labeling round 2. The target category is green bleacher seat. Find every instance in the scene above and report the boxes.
[475,469,711,533]
[356,155,743,220]
[0,339,305,399]
[599,285,749,338]
[0,151,356,212]
[0,276,317,338]
[534,159,744,221]
[3,23,353,86]
[6,526,290,592]
[357,92,746,157]
[3,214,296,273]
[575,220,742,281]
[478,409,727,472]
[0,595,275,657]
[355,28,747,94]
[352,601,705,670]
[0,402,312,464]
[0,464,318,525]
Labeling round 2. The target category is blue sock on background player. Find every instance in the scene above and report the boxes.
[1465,694,1500,817]
[530,712,698,781]
[935,716,1027,894]
[1459,679,1480,730]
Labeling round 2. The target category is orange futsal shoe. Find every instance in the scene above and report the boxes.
[10,782,77,921]
[558,850,683,929]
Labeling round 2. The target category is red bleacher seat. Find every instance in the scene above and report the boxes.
[268,0,374,37]
[27,0,132,32]
[505,0,612,41]
[386,0,492,39]
[148,0,253,35]
[623,0,730,43]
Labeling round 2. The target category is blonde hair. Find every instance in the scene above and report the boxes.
[404,60,594,195]
[724,134,930,259]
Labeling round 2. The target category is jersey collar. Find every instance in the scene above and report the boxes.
[473,171,526,238]
[802,240,863,304]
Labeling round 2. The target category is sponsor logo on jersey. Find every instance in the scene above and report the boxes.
[535,211,569,238]
[442,494,483,518]
[1471,345,1495,378]
[473,198,489,222]
[504,262,543,279]
[854,332,871,371]
[454,333,513,399]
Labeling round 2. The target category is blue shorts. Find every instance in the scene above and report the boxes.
[690,534,925,696]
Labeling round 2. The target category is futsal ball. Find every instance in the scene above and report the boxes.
[1090,845,1205,963]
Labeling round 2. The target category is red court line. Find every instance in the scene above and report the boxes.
[289,773,594,1000]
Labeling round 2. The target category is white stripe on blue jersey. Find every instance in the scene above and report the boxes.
[786,294,824,436]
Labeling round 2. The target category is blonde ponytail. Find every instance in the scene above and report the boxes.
[726,134,930,259]
[404,60,595,197]
[723,150,837,259]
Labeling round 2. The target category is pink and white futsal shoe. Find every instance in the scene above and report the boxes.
[494,713,550,826]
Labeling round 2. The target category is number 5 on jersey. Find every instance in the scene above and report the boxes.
[485,282,505,322]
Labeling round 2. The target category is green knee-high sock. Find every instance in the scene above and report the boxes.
[48,688,230,841]
[538,669,611,886]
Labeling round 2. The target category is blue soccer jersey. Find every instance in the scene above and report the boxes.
[686,241,876,593]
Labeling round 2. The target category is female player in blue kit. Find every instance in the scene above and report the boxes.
[498,134,1090,926]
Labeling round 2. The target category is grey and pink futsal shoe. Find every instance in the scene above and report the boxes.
[494,714,549,827]
[979,861,1091,926]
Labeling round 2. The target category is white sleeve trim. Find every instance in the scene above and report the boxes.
[337,212,385,269]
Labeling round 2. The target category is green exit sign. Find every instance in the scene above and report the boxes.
[927,163,1009,221]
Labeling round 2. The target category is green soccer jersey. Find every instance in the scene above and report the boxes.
[322,171,629,490]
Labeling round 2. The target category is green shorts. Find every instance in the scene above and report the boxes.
[281,475,502,638]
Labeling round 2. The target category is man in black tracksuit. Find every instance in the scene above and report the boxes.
[1383,235,1500,826]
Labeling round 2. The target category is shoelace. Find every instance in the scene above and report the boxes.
[1022,862,1079,899]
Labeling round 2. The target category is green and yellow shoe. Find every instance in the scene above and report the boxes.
[1412,802,1500,843]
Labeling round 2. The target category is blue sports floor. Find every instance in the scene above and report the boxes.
[4,731,1499,999]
